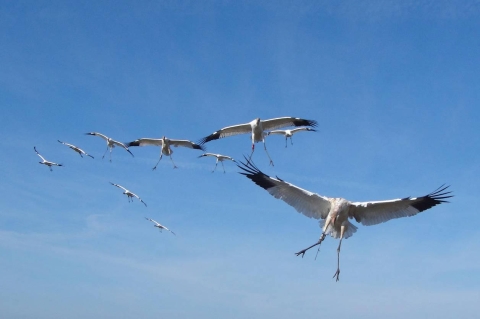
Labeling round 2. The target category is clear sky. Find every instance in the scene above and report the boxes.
[1,1,479,318]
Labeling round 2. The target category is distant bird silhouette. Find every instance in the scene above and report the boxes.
[267,127,317,148]
[58,140,94,158]
[85,132,133,162]
[145,217,176,235]
[34,147,62,171]
[198,117,317,166]
[110,182,147,207]
[198,153,236,173]
[238,159,452,281]
[126,136,204,169]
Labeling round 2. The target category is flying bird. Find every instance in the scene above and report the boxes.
[198,153,236,173]
[267,127,317,148]
[34,146,63,171]
[110,182,147,207]
[58,140,94,158]
[85,132,133,162]
[145,217,176,235]
[238,159,452,281]
[126,136,205,169]
[198,117,317,166]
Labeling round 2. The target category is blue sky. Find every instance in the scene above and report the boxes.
[1,1,479,318]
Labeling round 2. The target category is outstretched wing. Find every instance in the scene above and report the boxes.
[267,130,287,136]
[126,138,163,147]
[57,140,75,148]
[111,140,134,157]
[133,194,147,207]
[349,185,452,226]
[33,146,46,161]
[85,132,109,141]
[198,122,252,144]
[262,117,317,131]
[291,127,317,134]
[169,139,205,151]
[110,182,128,192]
[238,158,332,220]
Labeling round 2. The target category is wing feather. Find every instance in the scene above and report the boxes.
[350,185,452,226]
[238,158,331,219]
[126,138,163,147]
[198,123,252,144]
[262,117,317,131]
[169,139,205,151]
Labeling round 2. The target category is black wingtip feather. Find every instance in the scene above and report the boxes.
[292,118,318,128]
[411,185,453,212]
[237,156,278,190]
[197,131,221,145]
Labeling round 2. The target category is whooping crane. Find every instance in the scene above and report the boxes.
[145,217,176,235]
[238,159,452,282]
[198,117,317,166]
[198,153,237,173]
[110,182,147,207]
[58,140,94,158]
[34,147,63,171]
[267,127,317,148]
[126,136,205,169]
[85,132,133,162]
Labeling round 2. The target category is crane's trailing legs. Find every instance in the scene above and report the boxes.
[248,143,274,166]
[295,233,326,257]
[332,225,345,282]
[295,215,333,257]
[152,154,163,170]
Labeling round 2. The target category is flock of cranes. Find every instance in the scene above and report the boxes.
[34,116,452,281]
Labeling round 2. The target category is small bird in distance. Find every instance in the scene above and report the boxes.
[145,217,176,235]
[34,146,63,171]
[267,127,317,148]
[198,153,236,173]
[58,140,94,158]
[110,182,147,207]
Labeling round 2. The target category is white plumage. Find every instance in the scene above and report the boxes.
[198,153,236,173]
[58,140,94,158]
[198,117,317,166]
[34,146,63,171]
[267,127,317,148]
[126,136,205,169]
[85,132,133,162]
[110,182,147,207]
[238,159,452,281]
[145,217,176,235]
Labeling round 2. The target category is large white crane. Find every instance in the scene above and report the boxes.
[238,159,452,281]
[198,117,317,166]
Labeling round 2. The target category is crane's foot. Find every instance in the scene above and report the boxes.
[152,166,157,171]
[173,166,178,169]
[269,160,274,166]
[333,269,340,282]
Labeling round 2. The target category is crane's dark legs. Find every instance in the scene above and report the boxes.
[221,161,226,173]
[248,144,255,162]
[332,225,345,282]
[212,160,218,173]
[102,146,109,160]
[285,137,288,148]
[152,154,163,170]
[295,233,326,257]
[170,155,177,169]
[290,136,294,145]
[263,141,274,166]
